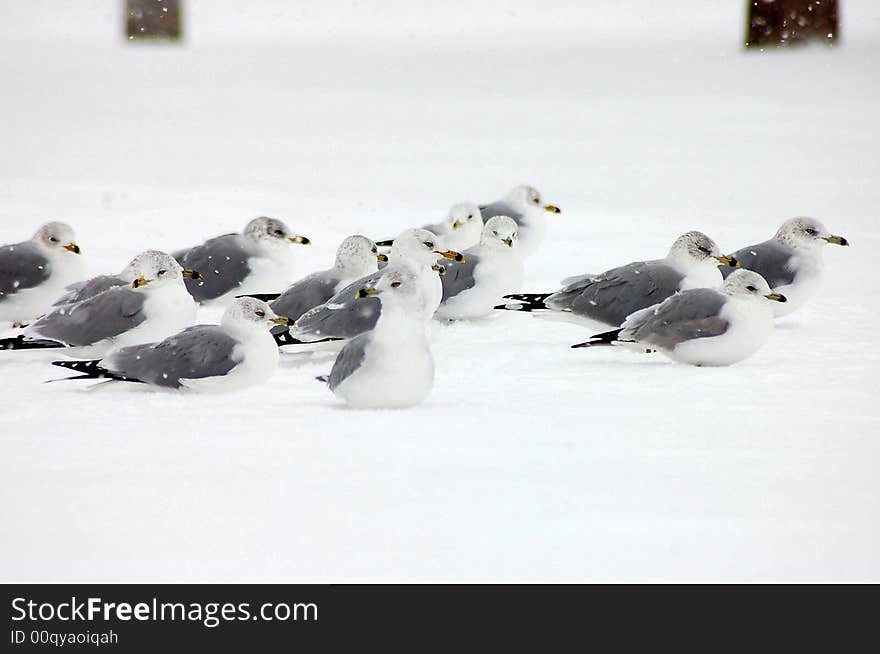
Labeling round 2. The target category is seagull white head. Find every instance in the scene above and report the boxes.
[722,269,787,303]
[355,265,427,315]
[389,228,464,267]
[667,231,739,270]
[448,203,483,233]
[32,222,80,256]
[222,297,289,335]
[243,217,311,248]
[480,216,519,251]
[130,251,200,289]
[774,217,849,251]
[335,235,384,275]
[505,185,561,215]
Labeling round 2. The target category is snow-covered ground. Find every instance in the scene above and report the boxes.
[1,1,878,582]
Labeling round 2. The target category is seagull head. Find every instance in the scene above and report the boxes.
[335,235,383,275]
[775,217,849,251]
[33,222,81,256]
[480,215,519,251]
[390,228,464,267]
[505,185,561,215]
[722,269,787,303]
[222,297,289,335]
[244,216,311,248]
[447,203,483,234]
[668,231,739,271]
[130,251,199,289]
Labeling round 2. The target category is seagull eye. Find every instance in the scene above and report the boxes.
[746,285,757,292]
[468,214,474,220]
[49,236,58,243]
[158,269,167,276]
[391,281,401,288]
[493,231,499,236]
[255,310,265,317]
[805,228,817,235]
[371,247,378,254]
[273,229,284,236]
[698,246,710,254]
[533,197,540,204]
[424,241,434,249]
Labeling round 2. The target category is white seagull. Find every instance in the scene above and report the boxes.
[53,297,288,392]
[319,267,434,409]
[719,217,848,316]
[572,269,787,367]
[0,222,85,326]
[479,185,561,257]
[435,216,525,320]
[173,216,310,303]
[0,251,197,357]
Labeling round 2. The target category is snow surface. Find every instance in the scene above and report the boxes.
[1,2,878,582]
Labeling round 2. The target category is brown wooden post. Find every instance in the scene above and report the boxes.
[126,0,182,41]
[745,0,839,48]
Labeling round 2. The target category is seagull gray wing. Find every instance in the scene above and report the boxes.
[175,234,254,302]
[290,271,384,341]
[622,288,729,349]
[269,270,342,323]
[721,239,796,287]
[54,274,127,306]
[327,332,370,391]
[0,241,51,301]
[545,260,685,327]
[103,325,239,388]
[32,287,147,346]
[479,200,524,225]
[440,253,480,302]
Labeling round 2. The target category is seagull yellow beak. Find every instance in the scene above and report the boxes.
[543,204,561,214]
[452,219,463,230]
[823,235,849,246]
[435,249,465,263]
[714,254,740,268]
[355,285,378,299]
[377,253,389,263]
[765,292,788,303]
[289,235,311,245]
[64,243,81,254]
[132,276,151,288]
[182,268,202,282]
[271,315,290,325]
[502,237,514,247]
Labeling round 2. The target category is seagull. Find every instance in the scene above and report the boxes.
[0,221,85,326]
[435,216,525,320]
[376,203,484,253]
[497,231,739,329]
[173,216,310,303]
[0,251,197,357]
[571,269,787,366]
[276,229,462,345]
[719,217,849,316]
[318,267,434,409]
[244,235,386,324]
[54,249,201,306]
[479,185,561,257]
[53,297,287,392]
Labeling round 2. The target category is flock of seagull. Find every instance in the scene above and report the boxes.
[0,184,849,408]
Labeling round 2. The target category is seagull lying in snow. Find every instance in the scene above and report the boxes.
[173,216,310,304]
[572,269,787,367]
[53,297,288,392]
[0,221,85,326]
[479,185,561,258]
[0,251,197,357]
[497,231,739,330]
[718,216,848,317]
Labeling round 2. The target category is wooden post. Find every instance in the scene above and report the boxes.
[126,0,182,41]
[745,0,839,48]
